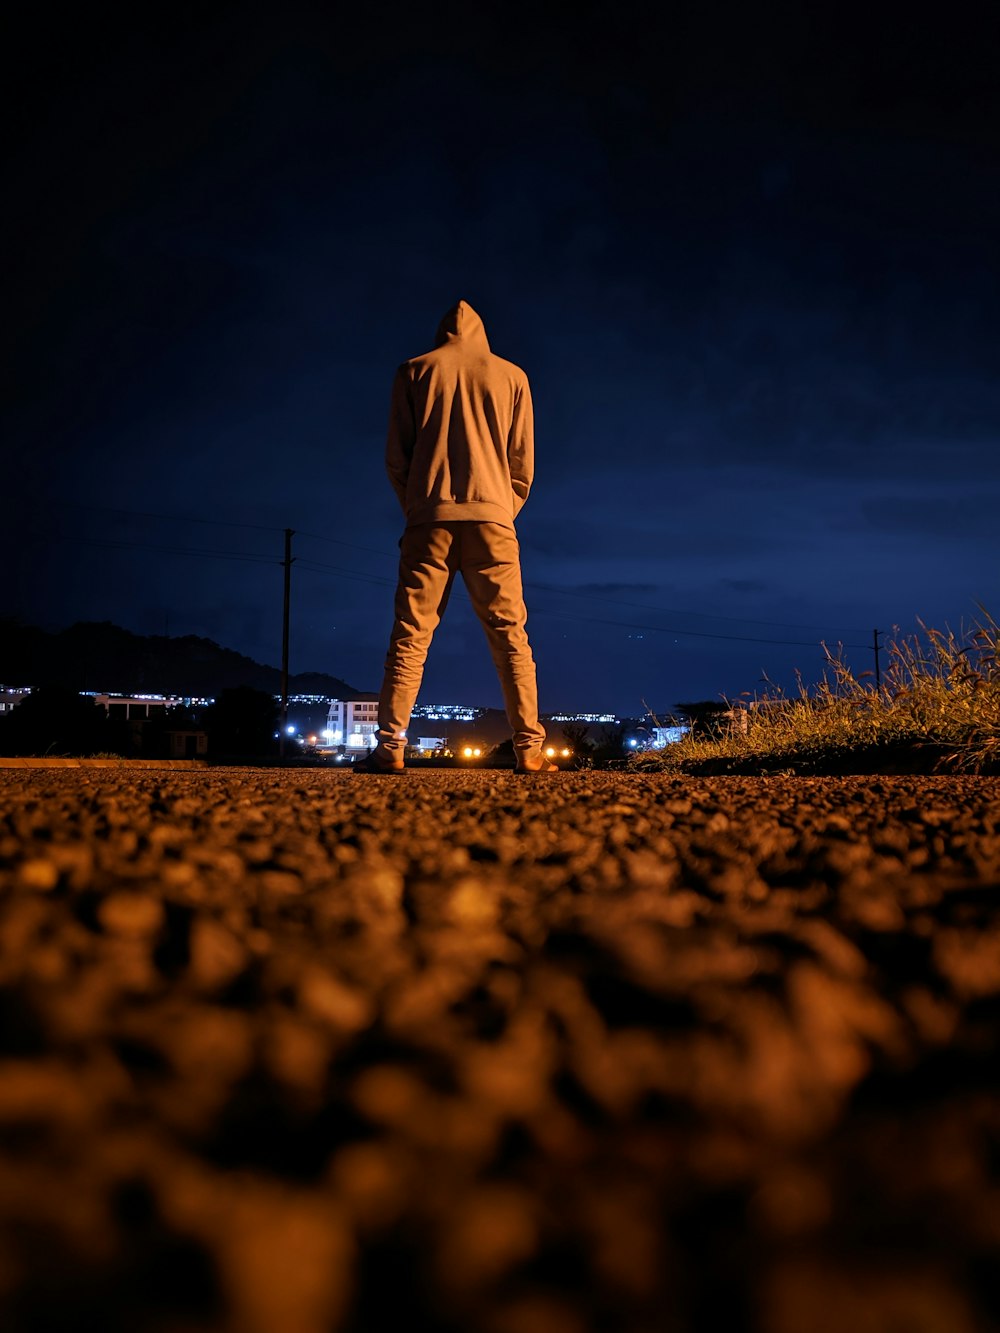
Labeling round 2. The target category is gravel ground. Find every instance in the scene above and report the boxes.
[1,768,999,1333]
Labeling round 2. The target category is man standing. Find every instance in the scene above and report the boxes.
[359,300,554,774]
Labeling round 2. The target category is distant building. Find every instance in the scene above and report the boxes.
[0,687,31,715]
[325,697,379,754]
[79,693,207,757]
[282,694,338,743]
[412,736,450,757]
[620,723,689,751]
[88,693,176,720]
[165,729,209,758]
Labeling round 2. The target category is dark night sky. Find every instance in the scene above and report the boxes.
[5,3,999,714]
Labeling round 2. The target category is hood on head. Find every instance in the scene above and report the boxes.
[435,300,490,350]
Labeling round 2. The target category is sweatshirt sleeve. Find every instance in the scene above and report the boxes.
[385,366,415,512]
[508,380,534,518]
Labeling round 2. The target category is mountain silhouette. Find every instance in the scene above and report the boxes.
[0,619,360,698]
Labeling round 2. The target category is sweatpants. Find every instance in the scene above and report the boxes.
[376,521,546,760]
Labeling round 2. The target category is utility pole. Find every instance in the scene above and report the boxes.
[279,528,294,758]
[873,628,881,690]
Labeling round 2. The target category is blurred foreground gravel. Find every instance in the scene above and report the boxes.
[2,768,1000,1333]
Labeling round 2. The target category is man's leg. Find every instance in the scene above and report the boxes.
[459,522,547,764]
[375,524,457,759]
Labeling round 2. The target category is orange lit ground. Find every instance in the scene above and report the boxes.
[1,770,998,1332]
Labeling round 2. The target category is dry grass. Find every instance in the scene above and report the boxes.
[636,611,1000,775]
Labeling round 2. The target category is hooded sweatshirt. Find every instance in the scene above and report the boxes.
[385,300,534,529]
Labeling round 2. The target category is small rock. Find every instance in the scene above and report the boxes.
[17,859,59,892]
[447,878,499,927]
[434,1184,538,1292]
[97,893,165,937]
[258,869,302,896]
[298,967,373,1032]
[189,917,248,990]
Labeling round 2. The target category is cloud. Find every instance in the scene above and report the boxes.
[565,581,660,596]
[860,495,1000,539]
[723,578,768,593]
[520,517,781,562]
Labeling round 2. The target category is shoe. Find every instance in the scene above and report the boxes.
[353,746,405,774]
[514,754,560,774]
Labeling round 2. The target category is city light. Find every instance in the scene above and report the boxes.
[546,712,618,723]
[286,725,296,735]
[412,703,481,722]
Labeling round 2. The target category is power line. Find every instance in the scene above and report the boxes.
[294,557,866,649]
[295,559,397,588]
[37,499,877,646]
[524,605,869,650]
[294,529,872,637]
[296,529,403,560]
[524,580,871,637]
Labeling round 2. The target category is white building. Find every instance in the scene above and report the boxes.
[0,687,31,715]
[325,698,379,753]
[84,693,214,718]
[88,693,180,719]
